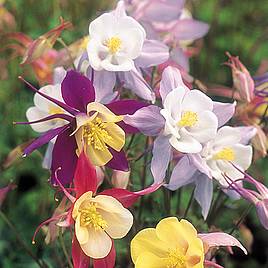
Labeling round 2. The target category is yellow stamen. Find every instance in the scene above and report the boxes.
[79,203,107,231]
[105,36,122,54]
[48,105,64,115]
[178,111,198,127]
[82,117,112,151]
[213,147,235,161]
[167,247,186,268]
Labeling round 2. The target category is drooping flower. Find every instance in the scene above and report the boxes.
[225,167,268,230]
[131,217,246,268]
[17,70,147,184]
[225,52,255,103]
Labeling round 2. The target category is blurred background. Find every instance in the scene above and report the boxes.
[0,0,268,267]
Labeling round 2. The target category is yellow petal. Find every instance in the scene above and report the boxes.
[86,143,113,166]
[80,227,112,259]
[94,195,127,214]
[156,217,188,253]
[98,207,133,239]
[185,237,204,265]
[75,214,89,245]
[105,122,125,152]
[134,252,167,268]
[180,219,198,240]
[72,191,93,219]
[131,228,168,264]
[87,102,123,123]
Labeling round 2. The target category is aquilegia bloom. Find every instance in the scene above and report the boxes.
[18,70,146,184]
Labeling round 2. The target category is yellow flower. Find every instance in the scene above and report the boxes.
[74,102,125,166]
[72,191,133,259]
[131,217,204,268]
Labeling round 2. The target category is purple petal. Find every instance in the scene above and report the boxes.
[256,200,268,230]
[53,67,67,85]
[160,66,188,102]
[212,101,236,127]
[61,70,95,112]
[51,128,78,185]
[106,99,148,115]
[170,47,190,72]
[23,125,69,156]
[106,149,129,171]
[42,142,54,170]
[172,19,209,40]
[87,67,117,104]
[118,68,155,101]
[167,156,196,190]
[194,173,213,219]
[124,105,165,136]
[151,135,172,184]
[236,126,257,144]
[198,232,247,255]
[189,153,211,178]
[135,39,169,68]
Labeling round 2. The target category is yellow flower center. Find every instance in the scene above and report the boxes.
[79,203,108,231]
[213,147,235,161]
[167,248,186,268]
[82,117,112,151]
[48,105,64,115]
[178,111,198,127]
[105,36,122,54]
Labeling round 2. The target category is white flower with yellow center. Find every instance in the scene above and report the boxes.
[87,7,146,71]
[72,191,133,258]
[201,126,253,186]
[160,87,218,153]
[74,102,125,167]
[26,84,67,134]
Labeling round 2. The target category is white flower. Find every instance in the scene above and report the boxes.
[26,84,68,134]
[87,7,146,72]
[201,126,253,185]
[160,87,218,153]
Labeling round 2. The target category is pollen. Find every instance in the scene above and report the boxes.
[105,36,122,54]
[178,111,198,127]
[79,203,108,231]
[167,248,186,268]
[48,105,64,115]
[82,117,112,151]
[213,147,235,161]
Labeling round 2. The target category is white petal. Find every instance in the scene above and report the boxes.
[188,111,218,143]
[80,228,112,259]
[232,144,253,170]
[182,89,213,113]
[213,126,241,149]
[94,195,127,214]
[75,214,89,245]
[101,55,134,72]
[99,208,133,239]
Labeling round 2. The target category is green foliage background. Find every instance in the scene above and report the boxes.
[0,0,268,267]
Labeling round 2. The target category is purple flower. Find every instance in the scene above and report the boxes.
[18,70,147,184]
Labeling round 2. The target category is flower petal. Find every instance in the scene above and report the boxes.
[106,149,129,171]
[212,101,236,127]
[105,123,125,152]
[75,214,89,245]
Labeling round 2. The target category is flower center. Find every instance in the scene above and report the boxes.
[105,36,122,54]
[167,248,186,268]
[213,147,235,161]
[82,117,112,151]
[79,203,108,230]
[178,111,198,127]
[48,105,64,115]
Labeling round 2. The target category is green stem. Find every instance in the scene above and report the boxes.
[183,188,195,218]
[176,188,181,215]
[57,37,76,70]
[229,204,253,235]
[59,228,73,268]
[0,211,48,268]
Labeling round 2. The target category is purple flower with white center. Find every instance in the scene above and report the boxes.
[77,1,169,101]
[17,70,147,185]
[224,166,268,230]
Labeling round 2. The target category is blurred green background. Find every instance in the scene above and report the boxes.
[0,0,268,267]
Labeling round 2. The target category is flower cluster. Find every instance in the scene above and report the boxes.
[2,1,267,268]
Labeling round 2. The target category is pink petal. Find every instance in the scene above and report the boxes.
[93,241,116,268]
[72,236,91,268]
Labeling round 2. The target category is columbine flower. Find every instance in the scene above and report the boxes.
[17,70,146,184]
[225,52,255,103]
[87,1,146,72]
[131,217,246,268]
[225,167,268,230]
[72,191,133,258]
[124,66,225,183]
